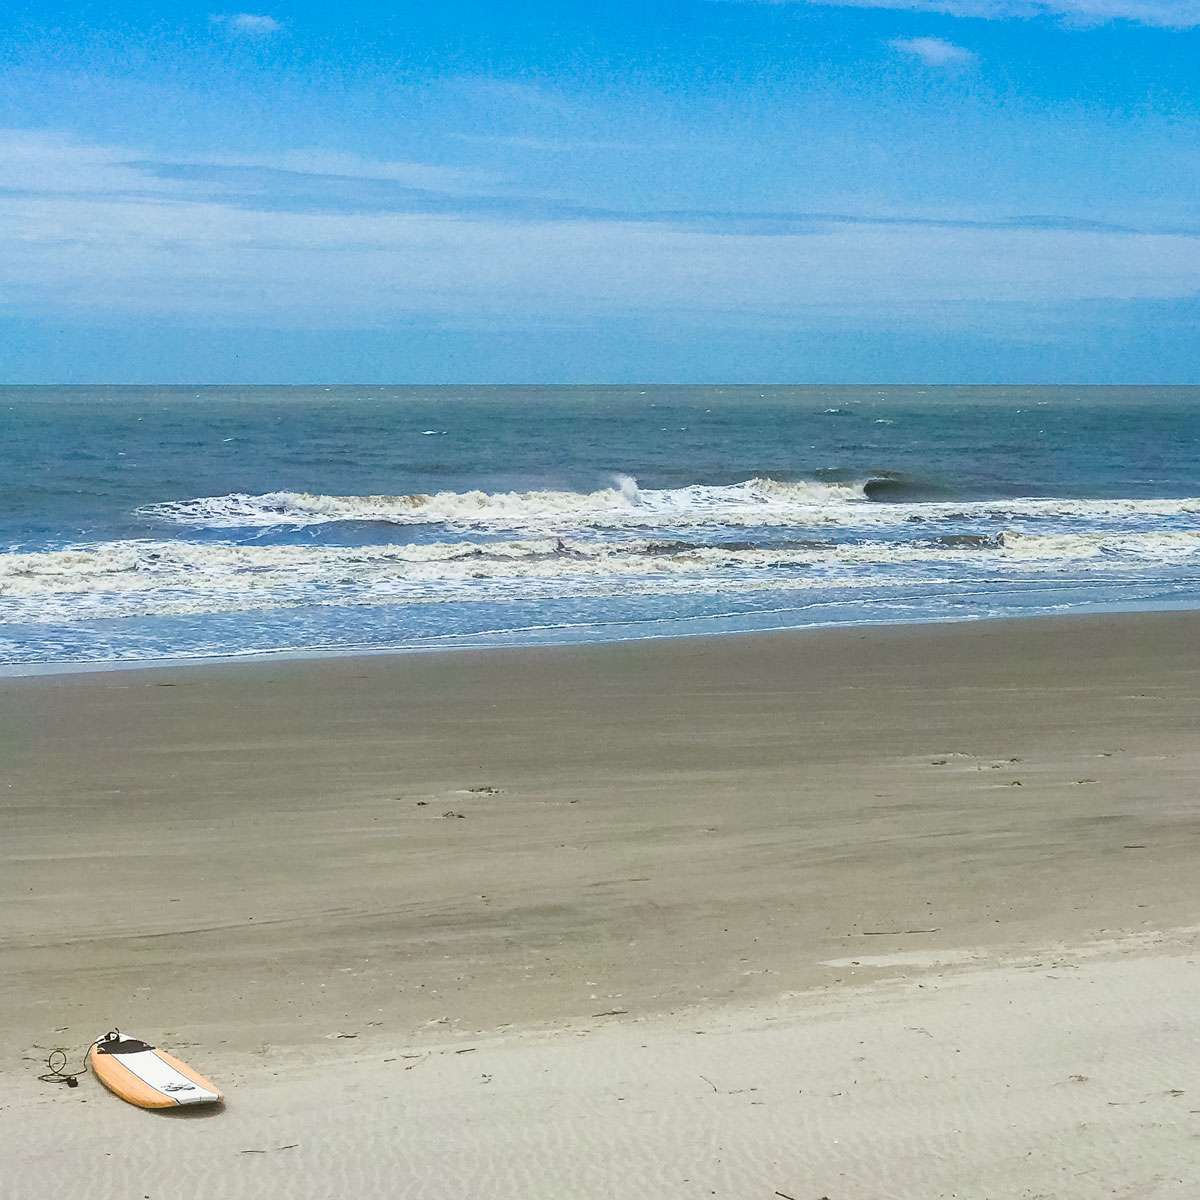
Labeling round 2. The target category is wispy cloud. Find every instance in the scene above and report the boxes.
[0,132,496,202]
[211,12,283,36]
[0,130,188,197]
[172,149,496,192]
[2,130,1199,330]
[448,133,633,154]
[757,1,1200,29]
[447,77,579,117]
[890,35,978,64]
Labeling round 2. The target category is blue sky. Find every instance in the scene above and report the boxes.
[2,1,1199,382]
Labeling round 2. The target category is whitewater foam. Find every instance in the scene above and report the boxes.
[137,478,879,531]
[137,480,1200,533]
[4,528,1198,626]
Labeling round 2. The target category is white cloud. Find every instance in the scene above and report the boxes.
[211,13,283,35]
[890,35,978,64]
[771,1,1200,29]
[2,130,1199,328]
[187,149,498,192]
[0,131,495,198]
[0,130,186,196]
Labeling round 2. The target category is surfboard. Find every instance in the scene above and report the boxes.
[88,1032,222,1109]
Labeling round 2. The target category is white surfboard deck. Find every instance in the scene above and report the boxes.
[108,1048,220,1103]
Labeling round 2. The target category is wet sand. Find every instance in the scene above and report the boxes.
[3,612,1200,1197]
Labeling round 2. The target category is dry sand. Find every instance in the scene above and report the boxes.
[3,613,1199,1197]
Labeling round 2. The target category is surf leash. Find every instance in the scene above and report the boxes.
[38,1034,110,1088]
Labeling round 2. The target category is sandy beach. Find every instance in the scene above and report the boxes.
[4,612,1200,1198]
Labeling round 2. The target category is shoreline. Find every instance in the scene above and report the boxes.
[5,594,1200,679]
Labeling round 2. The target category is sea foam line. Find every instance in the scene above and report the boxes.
[2,530,1199,625]
[5,528,1200,586]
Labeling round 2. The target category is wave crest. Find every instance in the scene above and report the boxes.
[137,477,878,530]
[136,479,1200,535]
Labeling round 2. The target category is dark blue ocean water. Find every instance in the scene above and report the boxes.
[2,385,1198,668]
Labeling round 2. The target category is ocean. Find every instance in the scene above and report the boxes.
[2,385,1198,670]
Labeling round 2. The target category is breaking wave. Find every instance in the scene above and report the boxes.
[137,478,1200,533]
[137,476,894,530]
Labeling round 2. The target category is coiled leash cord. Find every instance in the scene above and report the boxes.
[38,1032,111,1088]
[38,1048,87,1088]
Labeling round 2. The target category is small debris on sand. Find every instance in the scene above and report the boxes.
[862,927,940,936]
